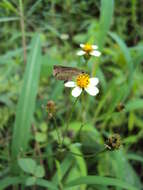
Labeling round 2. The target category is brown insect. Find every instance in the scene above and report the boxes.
[53,65,86,81]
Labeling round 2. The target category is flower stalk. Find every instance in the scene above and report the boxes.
[61,97,79,147]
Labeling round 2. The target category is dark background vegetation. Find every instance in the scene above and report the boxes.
[0,0,143,189]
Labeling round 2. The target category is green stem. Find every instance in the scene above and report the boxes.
[69,148,106,158]
[27,147,107,159]
[62,97,79,146]
[82,92,86,120]
[19,0,27,65]
[53,116,62,147]
[84,57,90,72]
[76,123,86,139]
[76,92,86,139]
[92,60,99,76]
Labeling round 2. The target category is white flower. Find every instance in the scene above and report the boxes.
[77,43,101,57]
[64,74,99,97]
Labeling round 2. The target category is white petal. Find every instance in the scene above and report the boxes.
[72,87,82,97]
[80,44,85,48]
[90,50,101,57]
[85,85,99,96]
[92,45,98,49]
[64,81,76,88]
[89,77,99,86]
[77,50,86,56]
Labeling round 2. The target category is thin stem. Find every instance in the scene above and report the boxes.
[76,123,86,139]
[19,0,27,65]
[69,148,106,158]
[84,57,90,72]
[92,60,99,76]
[62,97,79,146]
[82,92,86,120]
[53,116,62,147]
[84,58,89,65]
[76,92,86,139]
[30,147,107,159]
[32,124,43,165]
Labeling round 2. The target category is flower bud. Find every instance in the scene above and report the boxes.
[46,100,56,118]
[105,134,121,150]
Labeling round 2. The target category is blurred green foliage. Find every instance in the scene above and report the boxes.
[0,0,143,189]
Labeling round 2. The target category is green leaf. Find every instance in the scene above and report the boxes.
[11,34,42,171]
[35,132,47,142]
[68,145,87,190]
[52,154,74,185]
[123,135,138,144]
[55,160,62,185]
[110,150,142,188]
[18,158,36,174]
[98,150,141,189]
[109,32,133,69]
[0,177,57,189]
[127,153,143,163]
[126,99,143,111]
[25,177,36,186]
[36,178,58,190]
[0,177,25,189]
[109,32,134,99]
[35,165,45,178]
[97,0,114,49]
[131,44,143,65]
[65,176,138,190]
[0,17,19,22]
[128,111,135,131]
[27,0,42,17]
[40,122,47,132]
[1,0,18,13]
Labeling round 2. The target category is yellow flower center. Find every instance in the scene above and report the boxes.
[82,44,93,53]
[76,74,90,88]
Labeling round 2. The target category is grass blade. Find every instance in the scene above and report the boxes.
[0,177,58,190]
[27,0,42,17]
[11,34,41,169]
[65,176,138,190]
[0,17,19,22]
[109,32,134,100]
[125,98,143,112]
[92,0,114,76]
[127,153,143,163]
[36,178,58,190]
[97,0,114,49]
[0,177,25,189]
[52,154,74,185]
